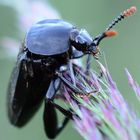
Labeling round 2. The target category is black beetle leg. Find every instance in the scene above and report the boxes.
[68,61,76,85]
[45,76,73,118]
[56,72,91,96]
[43,100,71,139]
[44,78,72,139]
[46,78,61,99]
[47,100,73,119]
[85,54,92,74]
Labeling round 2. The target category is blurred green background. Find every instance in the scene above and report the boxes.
[0,0,140,140]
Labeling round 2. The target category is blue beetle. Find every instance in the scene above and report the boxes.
[7,6,134,139]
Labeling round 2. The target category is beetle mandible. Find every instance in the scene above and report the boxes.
[7,7,136,139]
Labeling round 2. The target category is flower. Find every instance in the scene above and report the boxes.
[59,59,140,140]
[125,68,140,101]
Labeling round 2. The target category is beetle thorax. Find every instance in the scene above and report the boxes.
[25,19,74,56]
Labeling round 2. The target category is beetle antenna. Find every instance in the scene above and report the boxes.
[94,6,136,45]
[105,6,137,31]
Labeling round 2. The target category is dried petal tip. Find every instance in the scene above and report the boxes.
[105,30,118,37]
[123,6,137,17]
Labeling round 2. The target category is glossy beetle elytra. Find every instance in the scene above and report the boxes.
[7,7,136,139]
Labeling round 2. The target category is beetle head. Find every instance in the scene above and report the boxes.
[70,6,136,59]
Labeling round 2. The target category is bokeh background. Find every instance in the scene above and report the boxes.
[0,0,140,140]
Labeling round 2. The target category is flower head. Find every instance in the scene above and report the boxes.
[59,59,140,140]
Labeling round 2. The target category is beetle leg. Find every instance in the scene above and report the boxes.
[43,100,71,139]
[44,77,74,139]
[48,100,73,119]
[45,77,73,118]
[68,61,76,86]
[56,71,91,96]
[44,100,72,138]
[46,78,61,99]
[86,54,92,74]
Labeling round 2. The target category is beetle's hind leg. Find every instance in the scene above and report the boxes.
[44,78,72,139]
[43,100,72,139]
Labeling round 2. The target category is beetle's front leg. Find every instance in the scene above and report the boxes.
[86,54,92,74]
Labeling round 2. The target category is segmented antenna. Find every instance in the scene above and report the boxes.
[106,6,136,31]
[93,6,137,45]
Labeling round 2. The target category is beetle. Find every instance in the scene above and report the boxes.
[7,7,135,139]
